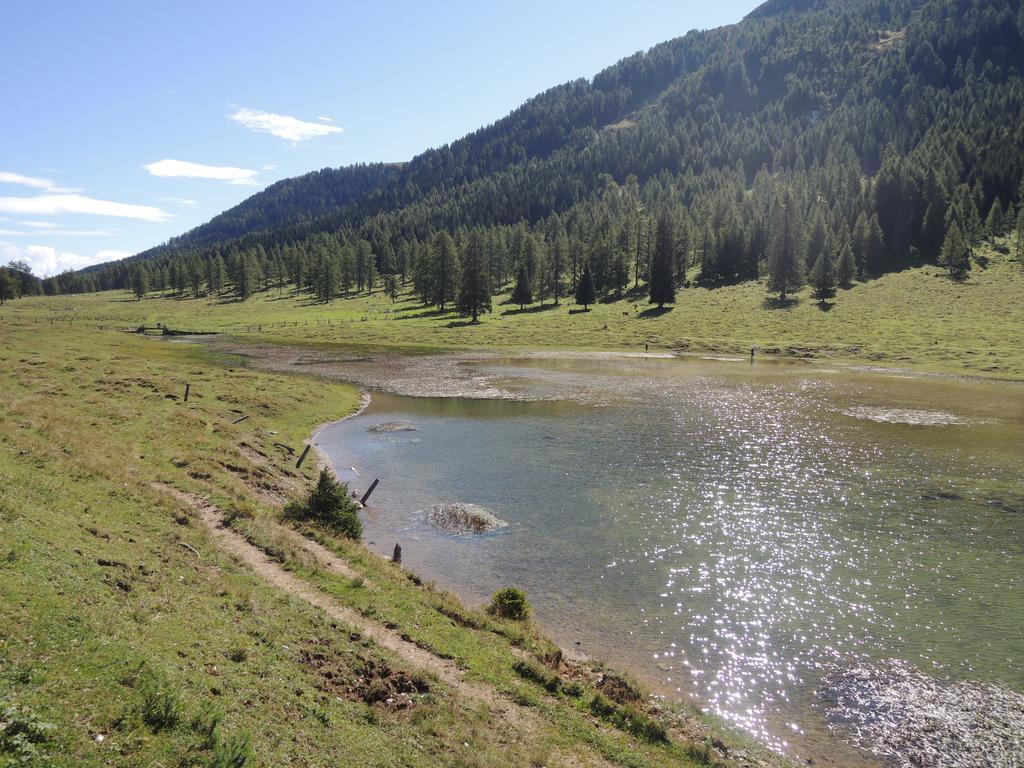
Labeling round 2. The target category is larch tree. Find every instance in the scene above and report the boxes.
[649,214,676,309]
[575,261,596,310]
[939,222,971,279]
[431,232,461,312]
[457,231,491,322]
[510,262,532,310]
[767,192,804,302]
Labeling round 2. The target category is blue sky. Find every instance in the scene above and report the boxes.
[0,1,756,276]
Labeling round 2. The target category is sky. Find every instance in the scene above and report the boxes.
[0,1,757,277]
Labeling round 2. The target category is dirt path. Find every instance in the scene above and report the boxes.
[151,483,624,767]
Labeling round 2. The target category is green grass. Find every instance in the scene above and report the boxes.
[3,243,1023,378]
[0,323,783,767]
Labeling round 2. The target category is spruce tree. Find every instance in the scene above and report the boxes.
[649,214,676,309]
[430,232,461,311]
[986,199,1004,242]
[938,223,971,279]
[575,262,596,310]
[510,263,532,310]
[836,240,855,288]
[809,249,837,303]
[457,231,491,322]
[767,193,803,301]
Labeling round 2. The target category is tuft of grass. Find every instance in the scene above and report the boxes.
[589,692,669,744]
[139,676,183,732]
[207,733,253,768]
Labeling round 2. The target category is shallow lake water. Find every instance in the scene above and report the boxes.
[313,354,1024,766]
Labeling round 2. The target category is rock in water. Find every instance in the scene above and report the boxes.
[368,421,419,433]
[423,503,508,535]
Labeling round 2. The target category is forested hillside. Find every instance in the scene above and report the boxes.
[41,0,1024,315]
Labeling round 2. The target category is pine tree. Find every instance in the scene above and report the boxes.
[649,214,676,309]
[938,223,971,279]
[836,239,855,288]
[809,249,837,303]
[575,262,596,310]
[457,231,491,322]
[767,192,803,301]
[609,249,630,298]
[131,265,149,300]
[985,199,1004,242]
[510,263,532,309]
[430,232,461,312]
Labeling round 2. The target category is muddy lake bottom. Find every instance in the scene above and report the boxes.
[220,342,1024,767]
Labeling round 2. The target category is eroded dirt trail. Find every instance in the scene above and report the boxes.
[151,483,608,759]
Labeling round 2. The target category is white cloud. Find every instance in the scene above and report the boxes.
[0,171,79,194]
[230,108,343,142]
[160,196,199,206]
[0,194,171,221]
[0,243,131,277]
[0,227,114,237]
[316,116,334,123]
[145,158,259,186]
[23,220,60,229]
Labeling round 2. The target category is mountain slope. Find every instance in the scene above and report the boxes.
[61,0,1024,306]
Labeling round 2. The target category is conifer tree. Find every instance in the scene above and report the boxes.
[430,232,461,312]
[131,264,149,300]
[836,239,856,288]
[575,262,596,310]
[457,231,491,322]
[986,199,1004,243]
[649,214,676,309]
[938,223,971,279]
[809,249,837,303]
[510,263,532,310]
[767,193,803,301]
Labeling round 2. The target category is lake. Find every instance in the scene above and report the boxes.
[310,353,1024,766]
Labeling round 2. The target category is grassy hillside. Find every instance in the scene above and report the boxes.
[6,245,1023,379]
[0,323,783,768]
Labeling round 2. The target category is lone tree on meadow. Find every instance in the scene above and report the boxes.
[457,231,491,322]
[767,191,804,301]
[574,262,596,310]
[939,223,972,279]
[510,262,532,310]
[649,214,676,309]
[809,248,837,304]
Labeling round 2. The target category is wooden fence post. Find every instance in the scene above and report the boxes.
[296,444,312,468]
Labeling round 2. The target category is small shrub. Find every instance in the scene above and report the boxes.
[226,646,248,663]
[139,677,182,732]
[513,660,562,694]
[486,587,530,621]
[283,469,361,540]
[207,733,252,768]
[588,692,668,744]
[0,699,55,764]
[223,503,255,527]
[190,703,223,749]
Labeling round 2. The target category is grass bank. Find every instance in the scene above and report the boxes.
[4,245,1023,379]
[0,323,784,768]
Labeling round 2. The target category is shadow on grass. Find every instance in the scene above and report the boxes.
[762,296,800,310]
[394,307,451,321]
[444,318,481,328]
[639,306,673,318]
[568,307,592,315]
[816,299,835,312]
[502,303,561,316]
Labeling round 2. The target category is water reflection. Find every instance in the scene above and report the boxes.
[315,356,1024,766]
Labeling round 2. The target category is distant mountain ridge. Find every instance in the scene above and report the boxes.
[57,0,1023,304]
